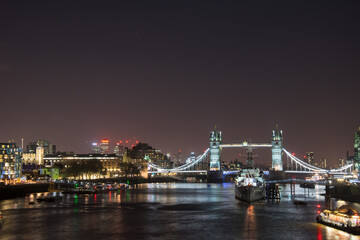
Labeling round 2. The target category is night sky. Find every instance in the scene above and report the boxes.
[1,1,360,166]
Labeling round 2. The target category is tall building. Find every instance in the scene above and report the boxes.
[92,139,110,154]
[304,152,314,165]
[354,126,360,171]
[0,142,22,181]
[92,143,101,154]
[320,157,327,169]
[37,140,56,155]
[113,142,124,156]
[186,152,196,164]
[173,150,182,166]
[338,158,345,168]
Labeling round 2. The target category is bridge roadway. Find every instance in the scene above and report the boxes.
[220,143,271,148]
[148,170,353,175]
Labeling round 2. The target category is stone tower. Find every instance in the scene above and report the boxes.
[209,127,222,171]
[271,124,283,171]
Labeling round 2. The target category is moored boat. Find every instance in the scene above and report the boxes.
[317,205,360,235]
[234,169,265,203]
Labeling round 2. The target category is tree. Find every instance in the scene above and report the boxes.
[119,162,142,177]
[83,159,102,179]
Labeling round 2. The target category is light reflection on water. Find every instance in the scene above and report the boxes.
[0,183,359,240]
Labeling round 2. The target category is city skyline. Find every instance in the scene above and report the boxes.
[12,124,360,167]
[1,1,359,166]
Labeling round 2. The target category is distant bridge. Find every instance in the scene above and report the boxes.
[145,126,354,176]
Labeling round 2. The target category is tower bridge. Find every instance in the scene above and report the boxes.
[145,125,354,180]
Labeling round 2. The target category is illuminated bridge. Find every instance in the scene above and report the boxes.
[145,126,354,176]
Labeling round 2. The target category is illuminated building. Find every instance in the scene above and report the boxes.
[92,139,110,154]
[92,143,101,153]
[271,125,283,171]
[173,150,182,166]
[320,157,327,169]
[24,140,56,165]
[113,142,124,156]
[304,152,314,165]
[229,159,243,170]
[209,128,222,171]
[0,142,22,181]
[126,143,171,169]
[186,152,196,164]
[44,153,121,177]
[338,158,345,168]
[23,152,36,164]
[26,140,56,155]
[354,126,360,171]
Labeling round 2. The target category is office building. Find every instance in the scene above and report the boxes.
[0,142,22,181]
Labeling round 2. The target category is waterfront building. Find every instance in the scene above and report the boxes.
[0,142,22,181]
[125,143,171,169]
[23,152,36,165]
[229,159,243,170]
[44,153,121,177]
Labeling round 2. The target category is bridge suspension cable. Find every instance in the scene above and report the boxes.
[145,148,210,172]
[283,148,353,173]
[283,148,325,172]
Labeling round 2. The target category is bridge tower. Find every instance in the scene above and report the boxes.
[207,127,223,183]
[209,127,222,171]
[271,125,283,171]
[354,126,360,173]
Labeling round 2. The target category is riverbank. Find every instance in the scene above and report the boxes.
[0,183,50,200]
[0,177,185,200]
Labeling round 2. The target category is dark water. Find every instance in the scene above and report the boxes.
[0,183,359,240]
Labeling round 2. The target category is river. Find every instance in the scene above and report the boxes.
[0,183,359,240]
